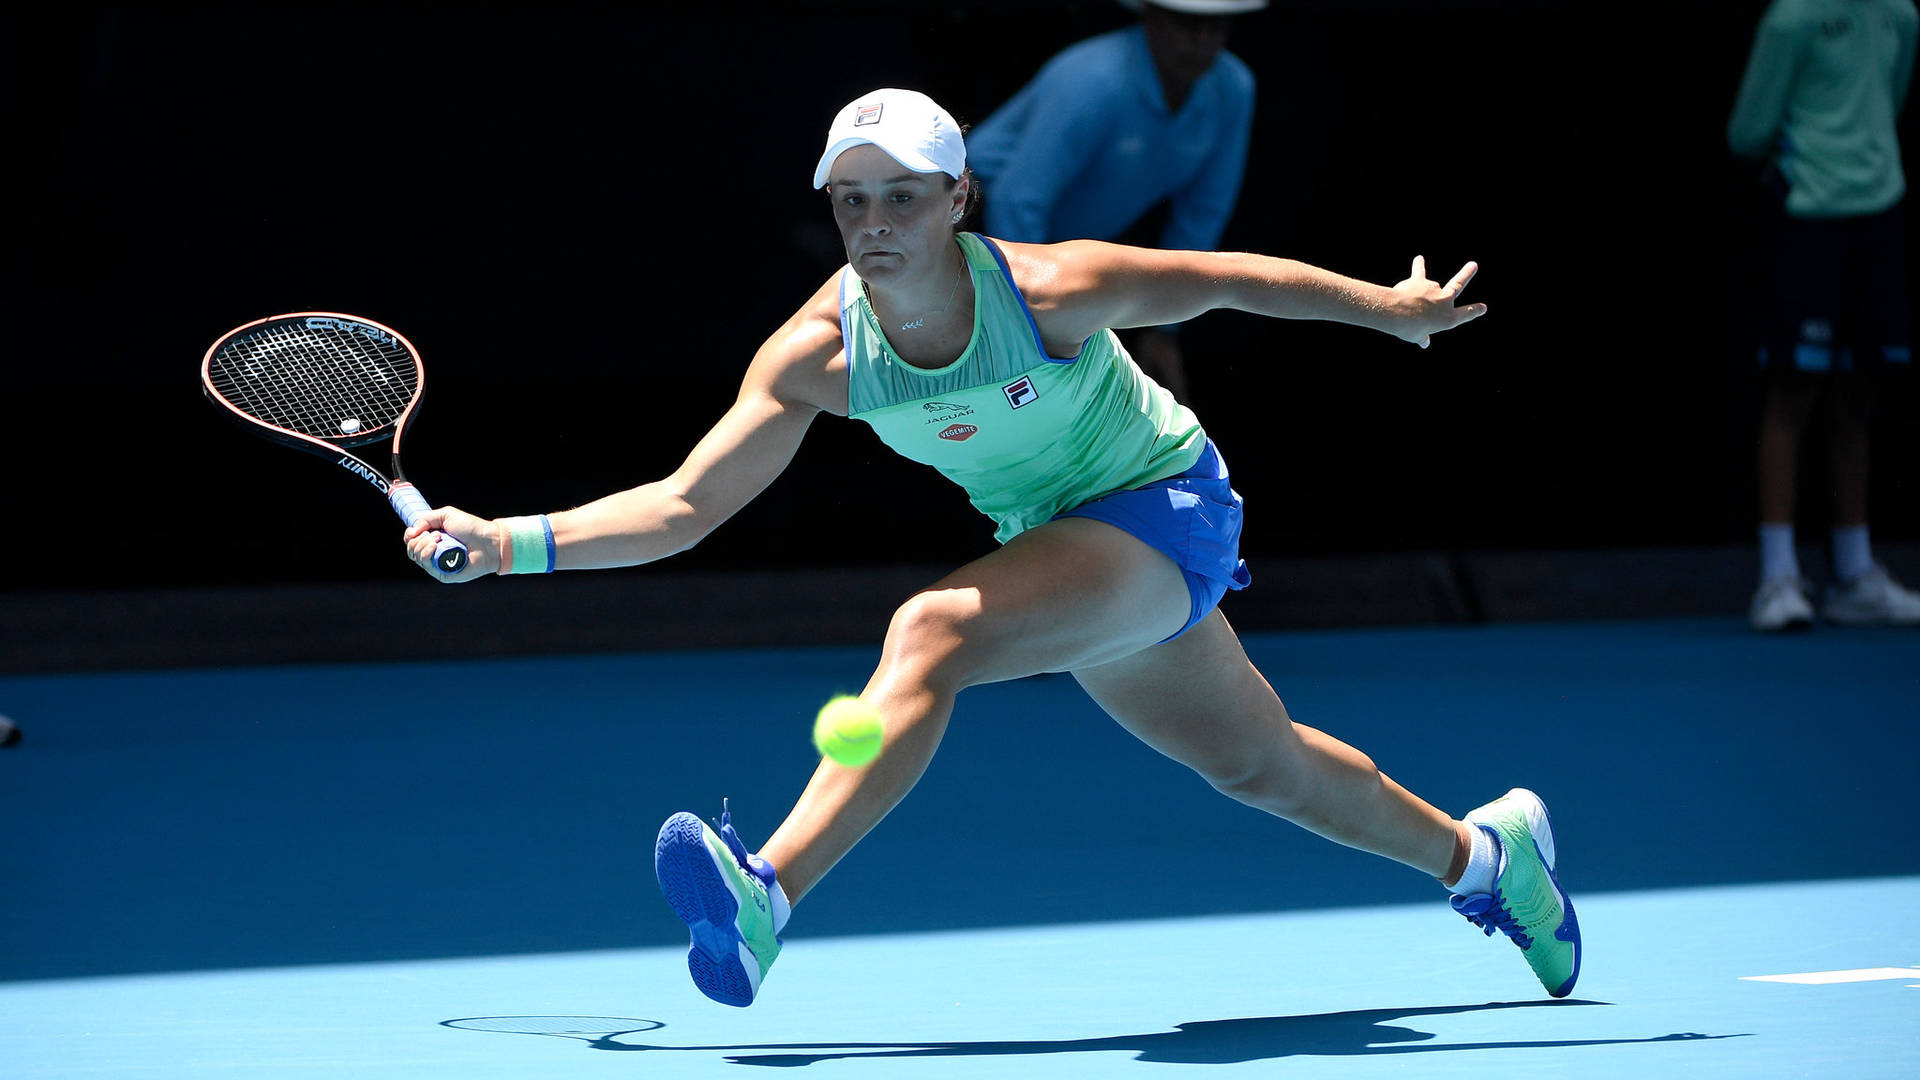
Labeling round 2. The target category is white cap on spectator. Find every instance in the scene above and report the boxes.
[813,88,966,190]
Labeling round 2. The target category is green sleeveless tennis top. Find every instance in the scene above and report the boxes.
[841,233,1206,543]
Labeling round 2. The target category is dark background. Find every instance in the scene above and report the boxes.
[7,1,1917,598]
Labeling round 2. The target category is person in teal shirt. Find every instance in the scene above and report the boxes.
[404,88,1579,1009]
[1729,0,1920,631]
[966,0,1265,402]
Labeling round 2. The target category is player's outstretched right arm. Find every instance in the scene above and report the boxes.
[404,278,848,581]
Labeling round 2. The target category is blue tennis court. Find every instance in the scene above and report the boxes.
[3,617,1915,1077]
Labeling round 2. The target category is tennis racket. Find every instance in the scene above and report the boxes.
[200,312,468,573]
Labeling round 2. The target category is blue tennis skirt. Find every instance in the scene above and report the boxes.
[1054,438,1252,640]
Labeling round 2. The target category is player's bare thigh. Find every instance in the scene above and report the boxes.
[1071,608,1295,787]
[1075,610,1463,873]
[883,515,1192,690]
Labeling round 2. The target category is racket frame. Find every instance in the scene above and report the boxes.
[200,311,467,572]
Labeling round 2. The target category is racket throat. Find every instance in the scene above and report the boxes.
[336,455,391,492]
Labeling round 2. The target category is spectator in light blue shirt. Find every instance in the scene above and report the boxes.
[967,0,1265,402]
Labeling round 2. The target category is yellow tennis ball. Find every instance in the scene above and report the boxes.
[813,695,883,767]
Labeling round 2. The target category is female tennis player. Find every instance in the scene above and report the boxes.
[404,88,1579,1006]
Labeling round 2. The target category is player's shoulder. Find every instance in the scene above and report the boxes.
[988,238,1134,304]
[790,270,853,359]
[745,270,850,407]
[986,238,1067,298]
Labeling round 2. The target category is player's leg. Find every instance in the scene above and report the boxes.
[756,439,1248,901]
[1071,609,1463,878]
[760,513,1193,901]
[1072,614,1579,997]
[655,514,1191,1005]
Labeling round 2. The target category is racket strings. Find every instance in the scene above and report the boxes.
[207,321,420,440]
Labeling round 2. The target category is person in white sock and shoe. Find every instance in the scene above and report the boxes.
[1729,0,1920,632]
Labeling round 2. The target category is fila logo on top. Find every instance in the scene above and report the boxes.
[855,104,884,126]
[1003,376,1037,409]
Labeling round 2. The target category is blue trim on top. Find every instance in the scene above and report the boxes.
[974,235,1081,365]
[838,268,857,398]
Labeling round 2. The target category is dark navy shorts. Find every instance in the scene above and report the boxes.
[1759,202,1912,375]
[1054,438,1253,641]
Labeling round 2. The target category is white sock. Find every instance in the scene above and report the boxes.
[769,879,792,934]
[1448,825,1502,897]
[1759,523,1800,582]
[1832,524,1872,584]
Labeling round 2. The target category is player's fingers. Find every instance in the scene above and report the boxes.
[408,533,466,578]
[403,506,452,539]
[404,526,436,559]
[403,511,446,558]
[1445,260,1479,296]
[1410,254,1427,283]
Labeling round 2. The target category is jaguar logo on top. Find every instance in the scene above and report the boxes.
[925,401,978,441]
[923,401,972,423]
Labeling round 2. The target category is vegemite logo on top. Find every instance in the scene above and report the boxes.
[938,424,977,441]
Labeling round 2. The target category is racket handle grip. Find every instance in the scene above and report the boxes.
[389,481,469,574]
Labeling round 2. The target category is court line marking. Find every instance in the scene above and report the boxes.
[1739,966,1920,985]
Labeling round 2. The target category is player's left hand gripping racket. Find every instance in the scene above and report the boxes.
[201,312,469,573]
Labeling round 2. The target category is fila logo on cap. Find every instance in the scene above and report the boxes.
[1003,376,1037,410]
[855,104,883,126]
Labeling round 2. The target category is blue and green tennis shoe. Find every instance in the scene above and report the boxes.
[654,802,785,1007]
[1452,788,1582,998]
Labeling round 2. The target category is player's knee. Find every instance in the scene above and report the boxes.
[1207,759,1299,813]
[881,588,985,691]
[1201,746,1324,818]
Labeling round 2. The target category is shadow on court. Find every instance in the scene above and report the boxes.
[442,1001,1748,1067]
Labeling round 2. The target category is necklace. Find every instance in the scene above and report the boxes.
[868,254,965,332]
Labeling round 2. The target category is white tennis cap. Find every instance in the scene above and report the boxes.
[812,88,966,190]
[1117,0,1269,12]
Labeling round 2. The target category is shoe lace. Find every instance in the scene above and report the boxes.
[1456,892,1534,950]
[715,798,777,887]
